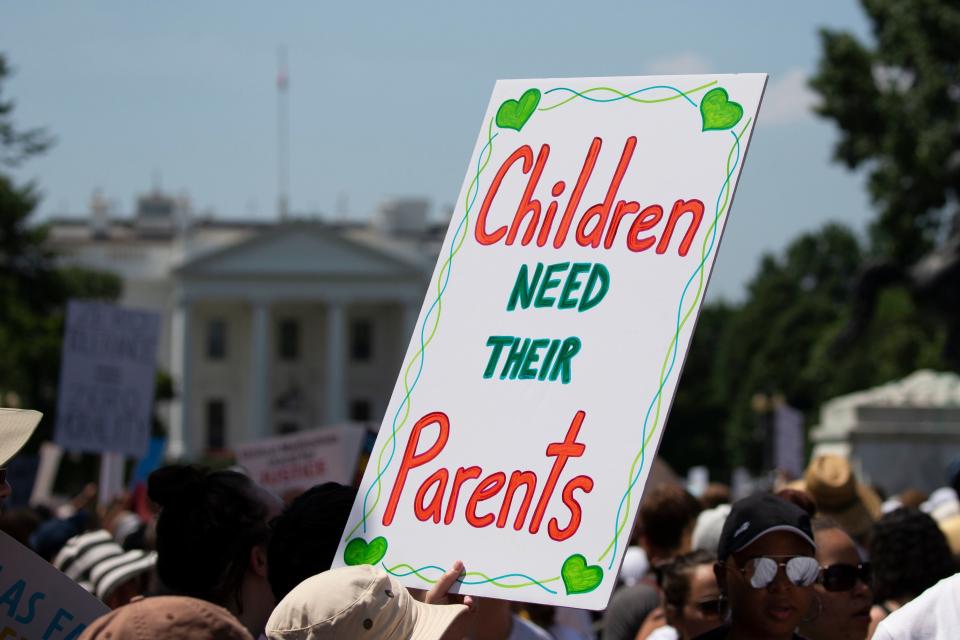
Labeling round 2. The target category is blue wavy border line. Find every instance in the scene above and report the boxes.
[382,563,559,595]
[543,85,699,108]
[359,127,498,532]
[606,128,743,568]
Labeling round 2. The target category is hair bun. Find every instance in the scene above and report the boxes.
[148,465,206,508]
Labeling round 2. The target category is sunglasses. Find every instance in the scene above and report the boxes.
[732,555,820,589]
[819,562,872,592]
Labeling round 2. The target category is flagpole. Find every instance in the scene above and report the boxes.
[277,46,290,221]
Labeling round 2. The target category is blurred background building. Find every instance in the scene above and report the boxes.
[811,370,960,493]
[47,190,449,458]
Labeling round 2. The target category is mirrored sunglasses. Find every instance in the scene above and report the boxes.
[819,562,872,592]
[735,555,820,589]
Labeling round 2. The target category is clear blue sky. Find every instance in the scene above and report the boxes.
[2,2,874,301]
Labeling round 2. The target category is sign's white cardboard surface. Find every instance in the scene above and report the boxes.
[235,425,366,495]
[334,74,767,608]
[54,301,160,457]
[0,530,109,638]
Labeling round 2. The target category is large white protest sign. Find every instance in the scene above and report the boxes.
[54,301,160,457]
[334,74,766,608]
[235,425,366,495]
[0,530,109,639]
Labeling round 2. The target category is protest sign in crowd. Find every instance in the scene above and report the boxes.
[3,72,960,640]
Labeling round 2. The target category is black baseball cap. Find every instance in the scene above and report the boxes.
[717,493,815,560]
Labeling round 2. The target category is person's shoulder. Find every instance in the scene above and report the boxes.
[608,581,659,606]
[603,581,660,621]
[874,573,960,638]
[602,581,661,640]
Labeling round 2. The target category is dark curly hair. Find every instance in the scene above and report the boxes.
[869,507,956,603]
[148,465,271,611]
[658,549,717,611]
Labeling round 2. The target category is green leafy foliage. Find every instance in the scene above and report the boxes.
[663,1,958,476]
[0,53,122,446]
[664,224,947,475]
[810,0,960,264]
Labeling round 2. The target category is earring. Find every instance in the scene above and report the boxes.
[801,596,822,624]
[718,593,730,621]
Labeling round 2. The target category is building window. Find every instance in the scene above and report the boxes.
[350,399,372,422]
[278,318,300,361]
[277,421,299,435]
[350,319,373,362]
[206,399,226,451]
[206,319,227,360]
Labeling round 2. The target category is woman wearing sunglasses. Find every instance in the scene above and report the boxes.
[798,519,872,640]
[693,493,819,640]
[654,550,724,640]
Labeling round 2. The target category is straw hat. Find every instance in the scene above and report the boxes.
[792,454,881,539]
[938,514,960,556]
[266,565,469,640]
[0,408,42,467]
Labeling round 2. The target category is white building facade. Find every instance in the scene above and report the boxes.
[48,193,439,459]
[811,370,960,493]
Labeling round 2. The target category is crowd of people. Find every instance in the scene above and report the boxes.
[3,408,960,639]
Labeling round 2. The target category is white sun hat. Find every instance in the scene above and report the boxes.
[266,565,469,640]
[0,408,42,467]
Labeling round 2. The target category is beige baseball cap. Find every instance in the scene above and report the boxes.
[0,408,42,467]
[265,565,469,640]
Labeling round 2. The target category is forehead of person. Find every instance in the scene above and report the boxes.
[688,563,721,602]
[814,526,860,567]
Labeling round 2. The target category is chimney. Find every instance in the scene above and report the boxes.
[89,188,110,239]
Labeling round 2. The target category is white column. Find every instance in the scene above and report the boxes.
[249,301,271,440]
[169,299,191,458]
[324,301,346,424]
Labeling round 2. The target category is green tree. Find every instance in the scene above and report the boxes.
[665,0,960,476]
[810,0,960,265]
[0,56,51,167]
[803,287,947,402]
[0,53,121,443]
[658,302,735,478]
[709,224,864,468]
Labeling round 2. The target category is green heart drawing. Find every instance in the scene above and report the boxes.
[700,87,743,131]
[496,89,541,131]
[343,536,389,567]
[561,553,603,595]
